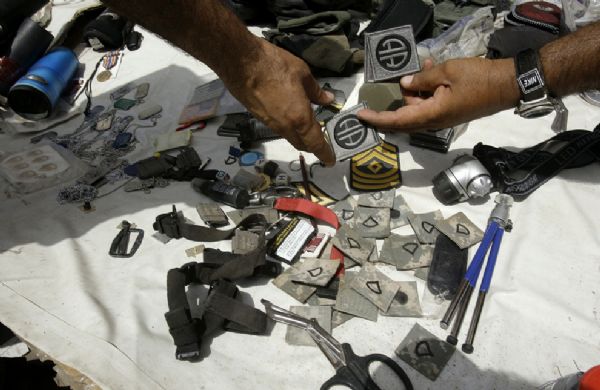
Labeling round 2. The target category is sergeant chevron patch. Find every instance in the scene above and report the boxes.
[350,140,402,191]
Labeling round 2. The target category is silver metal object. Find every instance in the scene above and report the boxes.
[262,300,346,369]
[432,155,493,204]
[489,194,513,229]
[551,97,568,133]
[248,185,300,206]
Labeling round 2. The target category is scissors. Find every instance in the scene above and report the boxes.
[262,300,413,390]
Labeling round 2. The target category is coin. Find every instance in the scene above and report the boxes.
[96,70,112,82]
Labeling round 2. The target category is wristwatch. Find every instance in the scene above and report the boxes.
[514,49,554,118]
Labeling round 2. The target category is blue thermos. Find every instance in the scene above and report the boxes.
[8,47,79,120]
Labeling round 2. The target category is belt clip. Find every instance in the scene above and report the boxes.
[153,205,182,239]
[109,220,144,258]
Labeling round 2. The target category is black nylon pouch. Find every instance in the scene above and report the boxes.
[361,0,434,43]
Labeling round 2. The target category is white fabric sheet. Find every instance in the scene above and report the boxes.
[0,3,599,390]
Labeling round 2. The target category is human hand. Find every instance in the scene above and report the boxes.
[221,38,336,165]
[357,57,520,132]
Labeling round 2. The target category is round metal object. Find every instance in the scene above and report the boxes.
[580,90,600,107]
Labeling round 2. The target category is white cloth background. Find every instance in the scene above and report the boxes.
[0,2,599,389]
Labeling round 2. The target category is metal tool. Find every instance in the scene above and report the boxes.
[262,300,413,390]
[440,194,513,353]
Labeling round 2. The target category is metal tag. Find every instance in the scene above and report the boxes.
[354,206,391,239]
[334,272,379,322]
[196,203,229,227]
[331,225,375,265]
[434,212,484,249]
[349,264,400,312]
[379,234,434,270]
[356,189,395,208]
[285,305,332,347]
[381,281,422,317]
[289,258,340,287]
[231,230,260,255]
[390,194,412,229]
[325,102,381,162]
[408,211,443,244]
[395,324,456,381]
[95,110,115,131]
[272,266,317,303]
[331,196,358,228]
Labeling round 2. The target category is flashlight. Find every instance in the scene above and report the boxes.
[432,155,493,204]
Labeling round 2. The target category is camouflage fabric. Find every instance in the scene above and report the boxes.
[349,264,400,312]
[331,225,375,264]
[408,210,443,244]
[379,234,434,270]
[435,212,484,249]
[395,324,456,381]
[334,272,379,321]
[288,258,340,286]
[390,194,412,229]
[285,305,332,346]
[272,266,317,303]
[356,189,395,208]
[354,206,391,239]
[381,281,422,317]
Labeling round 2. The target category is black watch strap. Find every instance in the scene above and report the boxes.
[515,49,547,102]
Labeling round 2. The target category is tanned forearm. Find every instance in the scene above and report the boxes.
[541,21,600,97]
[100,0,261,83]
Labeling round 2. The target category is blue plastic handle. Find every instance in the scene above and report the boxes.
[465,221,499,286]
[481,227,504,292]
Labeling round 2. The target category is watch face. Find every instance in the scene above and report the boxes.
[517,69,545,96]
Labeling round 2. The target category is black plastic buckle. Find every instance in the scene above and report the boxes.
[153,205,182,239]
[109,220,144,258]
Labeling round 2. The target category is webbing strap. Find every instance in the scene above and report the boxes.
[473,128,600,196]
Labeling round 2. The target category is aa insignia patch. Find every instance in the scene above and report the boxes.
[350,140,402,191]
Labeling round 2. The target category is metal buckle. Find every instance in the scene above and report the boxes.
[109,221,144,258]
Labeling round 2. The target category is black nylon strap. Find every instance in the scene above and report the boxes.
[154,206,267,242]
[473,128,600,196]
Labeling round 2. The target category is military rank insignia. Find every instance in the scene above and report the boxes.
[350,140,402,191]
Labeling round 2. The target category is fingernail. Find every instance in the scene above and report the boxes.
[400,75,414,87]
[324,91,335,101]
